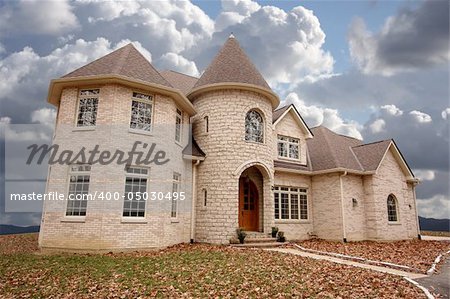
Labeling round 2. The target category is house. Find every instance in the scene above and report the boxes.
[39,36,420,251]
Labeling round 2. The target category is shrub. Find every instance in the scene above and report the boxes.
[277,231,286,243]
[271,227,279,238]
[236,228,247,244]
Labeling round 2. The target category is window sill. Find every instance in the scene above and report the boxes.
[175,140,183,148]
[244,139,266,145]
[121,217,148,224]
[277,157,303,163]
[73,127,96,132]
[128,128,153,136]
[61,216,86,223]
[170,218,179,223]
[388,221,401,225]
[275,220,310,224]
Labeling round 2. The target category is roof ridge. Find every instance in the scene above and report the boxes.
[114,44,132,74]
[321,127,340,168]
[274,104,290,111]
[349,146,365,171]
[162,69,199,79]
[353,139,392,148]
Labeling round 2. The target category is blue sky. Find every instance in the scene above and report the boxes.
[0,0,448,225]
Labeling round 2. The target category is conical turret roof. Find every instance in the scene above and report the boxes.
[193,36,271,90]
[62,43,172,87]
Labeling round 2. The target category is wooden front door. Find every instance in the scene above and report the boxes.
[239,177,259,231]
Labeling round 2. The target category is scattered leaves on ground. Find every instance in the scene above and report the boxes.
[0,234,427,298]
[298,239,450,273]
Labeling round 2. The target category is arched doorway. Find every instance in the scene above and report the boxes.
[239,167,262,231]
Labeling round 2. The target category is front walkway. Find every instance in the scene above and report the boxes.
[266,247,427,279]
[422,235,450,241]
[416,257,450,299]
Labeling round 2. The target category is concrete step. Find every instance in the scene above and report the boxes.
[244,231,271,239]
[230,242,286,248]
[245,237,277,243]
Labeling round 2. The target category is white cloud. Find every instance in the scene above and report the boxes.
[211,2,335,88]
[157,53,199,77]
[0,0,78,36]
[417,194,450,219]
[409,110,432,123]
[369,119,386,133]
[381,104,403,116]
[441,108,450,120]
[413,169,436,181]
[285,92,363,140]
[0,117,11,124]
[31,108,56,128]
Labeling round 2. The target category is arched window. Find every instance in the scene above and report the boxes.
[387,194,398,222]
[245,110,264,143]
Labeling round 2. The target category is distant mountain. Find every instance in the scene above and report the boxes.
[419,217,450,232]
[0,225,40,235]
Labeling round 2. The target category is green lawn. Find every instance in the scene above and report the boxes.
[0,234,426,298]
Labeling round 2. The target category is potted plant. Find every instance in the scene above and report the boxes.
[271,227,279,238]
[277,231,286,243]
[236,228,247,244]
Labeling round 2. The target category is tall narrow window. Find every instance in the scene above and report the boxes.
[245,110,263,143]
[278,135,300,159]
[204,116,209,133]
[202,189,207,207]
[274,186,308,220]
[123,167,148,217]
[77,89,99,127]
[171,172,181,218]
[175,108,182,142]
[387,194,398,222]
[130,92,153,131]
[66,165,91,216]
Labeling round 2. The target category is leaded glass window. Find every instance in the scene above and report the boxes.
[66,165,91,216]
[130,92,153,131]
[123,166,148,217]
[278,135,300,159]
[387,194,398,222]
[245,110,263,143]
[77,89,99,127]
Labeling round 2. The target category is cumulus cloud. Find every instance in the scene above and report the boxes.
[413,169,436,181]
[409,110,432,123]
[417,195,450,219]
[348,1,449,76]
[31,108,56,128]
[0,0,78,36]
[157,53,200,77]
[285,92,362,139]
[369,119,386,134]
[381,104,403,116]
[441,108,450,120]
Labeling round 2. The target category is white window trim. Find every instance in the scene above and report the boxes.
[75,88,100,129]
[277,135,300,161]
[171,172,181,221]
[175,108,183,145]
[274,186,309,223]
[63,164,91,219]
[122,166,150,219]
[128,91,154,134]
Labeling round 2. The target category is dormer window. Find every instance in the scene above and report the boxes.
[245,110,263,143]
[278,135,299,159]
[130,92,153,132]
[77,89,99,127]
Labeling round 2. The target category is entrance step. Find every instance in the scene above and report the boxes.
[244,231,271,239]
[245,237,277,243]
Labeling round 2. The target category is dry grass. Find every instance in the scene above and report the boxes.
[0,233,427,298]
[421,230,450,237]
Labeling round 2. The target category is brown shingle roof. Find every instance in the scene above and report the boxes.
[160,70,198,95]
[352,140,391,171]
[307,126,364,171]
[193,36,271,90]
[182,137,206,158]
[62,43,172,87]
[272,105,289,123]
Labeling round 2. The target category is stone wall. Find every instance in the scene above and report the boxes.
[342,175,366,241]
[192,89,275,244]
[39,84,192,251]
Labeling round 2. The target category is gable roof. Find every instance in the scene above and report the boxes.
[273,104,313,139]
[160,70,198,95]
[307,126,364,172]
[62,43,172,88]
[352,140,391,171]
[193,36,271,90]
